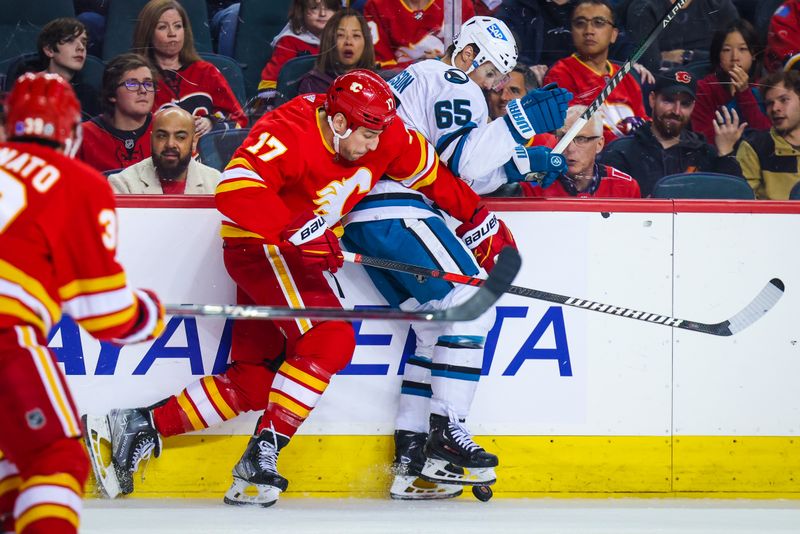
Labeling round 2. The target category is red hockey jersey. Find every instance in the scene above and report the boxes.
[0,142,160,340]
[77,115,152,173]
[520,164,641,198]
[154,60,247,128]
[216,93,480,243]
[544,55,648,144]
[364,0,474,68]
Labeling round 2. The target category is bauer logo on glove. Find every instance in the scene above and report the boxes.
[461,212,498,248]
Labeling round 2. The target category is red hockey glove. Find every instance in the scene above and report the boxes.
[456,207,517,272]
[280,212,343,273]
[113,288,165,344]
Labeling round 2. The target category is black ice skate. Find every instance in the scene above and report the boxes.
[82,408,162,498]
[390,430,462,500]
[421,412,498,486]
[223,427,289,507]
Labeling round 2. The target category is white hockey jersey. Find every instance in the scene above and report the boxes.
[345,60,519,226]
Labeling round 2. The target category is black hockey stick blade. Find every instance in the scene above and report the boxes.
[166,248,520,322]
[344,252,783,337]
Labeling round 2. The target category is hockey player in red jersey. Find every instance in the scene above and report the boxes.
[83,69,513,507]
[0,73,165,534]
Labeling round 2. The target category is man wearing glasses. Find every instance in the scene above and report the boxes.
[543,0,649,144]
[78,54,157,173]
[520,105,641,197]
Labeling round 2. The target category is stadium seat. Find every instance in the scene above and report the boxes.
[197,128,251,171]
[650,172,755,200]
[0,0,75,64]
[789,181,800,200]
[200,52,246,106]
[274,54,318,106]
[233,0,293,101]
[4,52,105,119]
[102,0,212,61]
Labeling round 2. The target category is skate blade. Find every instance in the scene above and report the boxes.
[389,475,463,500]
[420,459,496,486]
[223,477,281,507]
[81,414,122,499]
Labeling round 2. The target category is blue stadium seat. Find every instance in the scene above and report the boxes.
[197,128,251,172]
[755,0,785,46]
[651,172,755,200]
[274,54,318,106]
[200,52,246,107]
[0,0,75,64]
[789,181,800,200]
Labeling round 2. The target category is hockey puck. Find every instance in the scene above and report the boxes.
[472,485,493,502]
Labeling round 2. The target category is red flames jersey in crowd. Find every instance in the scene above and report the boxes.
[154,60,247,128]
[520,164,641,198]
[0,142,147,340]
[216,93,480,243]
[364,0,474,68]
[77,115,152,173]
[544,55,648,144]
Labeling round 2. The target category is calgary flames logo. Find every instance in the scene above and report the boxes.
[314,168,374,221]
[350,82,363,93]
[675,71,692,84]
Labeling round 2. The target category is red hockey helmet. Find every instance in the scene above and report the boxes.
[5,72,82,155]
[325,69,396,131]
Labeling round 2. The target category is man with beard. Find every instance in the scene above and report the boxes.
[736,70,800,199]
[598,68,745,197]
[108,106,220,194]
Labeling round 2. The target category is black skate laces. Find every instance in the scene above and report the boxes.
[447,409,480,453]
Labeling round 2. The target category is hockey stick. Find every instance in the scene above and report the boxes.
[549,0,689,155]
[165,248,520,322]
[343,251,784,337]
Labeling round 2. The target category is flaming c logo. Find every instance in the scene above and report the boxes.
[350,82,363,93]
[675,71,692,84]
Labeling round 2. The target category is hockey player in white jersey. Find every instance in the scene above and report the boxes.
[342,16,571,500]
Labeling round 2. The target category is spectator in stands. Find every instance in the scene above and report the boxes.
[78,53,156,173]
[133,0,247,136]
[544,0,649,144]
[109,106,221,194]
[298,8,376,94]
[208,0,241,57]
[627,0,739,73]
[363,0,474,69]
[766,1,800,72]
[487,62,539,120]
[496,0,575,68]
[736,70,800,199]
[258,0,339,104]
[38,17,88,82]
[599,67,745,196]
[692,20,770,145]
[74,0,108,57]
[520,105,641,197]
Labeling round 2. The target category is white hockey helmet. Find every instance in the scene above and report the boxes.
[451,16,518,76]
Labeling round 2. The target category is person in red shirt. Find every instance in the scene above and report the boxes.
[522,105,641,197]
[692,20,770,144]
[0,73,165,534]
[133,0,247,135]
[544,0,648,145]
[78,53,156,173]
[83,69,513,508]
[258,0,340,102]
[767,1,800,72]
[363,0,475,69]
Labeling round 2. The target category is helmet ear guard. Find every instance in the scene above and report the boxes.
[451,16,518,76]
[5,72,82,156]
[325,69,396,132]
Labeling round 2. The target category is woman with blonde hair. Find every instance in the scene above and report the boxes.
[133,0,246,135]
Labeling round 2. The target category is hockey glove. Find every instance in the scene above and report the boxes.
[504,83,572,142]
[503,145,567,188]
[112,288,165,345]
[616,116,646,136]
[280,212,343,273]
[456,207,517,272]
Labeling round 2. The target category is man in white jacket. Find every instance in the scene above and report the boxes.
[109,106,220,194]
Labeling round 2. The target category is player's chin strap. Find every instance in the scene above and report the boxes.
[327,115,353,155]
